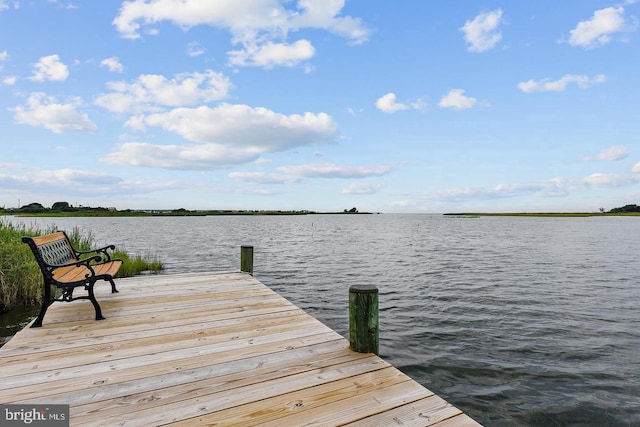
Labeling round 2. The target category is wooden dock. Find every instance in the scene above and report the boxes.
[0,271,481,426]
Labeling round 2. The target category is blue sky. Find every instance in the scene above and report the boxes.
[1,0,639,213]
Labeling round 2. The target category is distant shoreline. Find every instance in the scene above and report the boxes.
[1,210,377,218]
[443,212,640,217]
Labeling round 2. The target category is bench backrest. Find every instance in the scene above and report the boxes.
[23,231,78,266]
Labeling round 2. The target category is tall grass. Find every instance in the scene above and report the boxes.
[0,219,163,313]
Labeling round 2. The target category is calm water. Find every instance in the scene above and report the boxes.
[2,214,639,426]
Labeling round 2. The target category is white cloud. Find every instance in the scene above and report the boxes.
[375,93,408,113]
[2,76,17,85]
[583,145,629,161]
[146,104,336,146]
[568,6,636,48]
[47,0,78,10]
[100,57,124,73]
[0,50,8,68]
[579,173,637,187]
[187,41,205,57]
[228,172,300,184]
[0,1,19,11]
[103,104,338,169]
[94,70,232,113]
[375,93,425,114]
[33,169,121,186]
[0,169,120,192]
[341,182,384,195]
[228,39,315,68]
[439,89,478,110]
[425,172,640,203]
[632,161,640,173]
[29,54,69,82]
[460,9,504,52]
[0,167,179,197]
[278,163,392,178]
[519,74,607,93]
[112,0,370,68]
[12,92,97,134]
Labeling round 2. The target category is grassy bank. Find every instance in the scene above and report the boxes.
[0,220,163,313]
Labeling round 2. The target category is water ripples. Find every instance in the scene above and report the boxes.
[5,214,640,426]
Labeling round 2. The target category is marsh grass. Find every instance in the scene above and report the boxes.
[0,219,163,313]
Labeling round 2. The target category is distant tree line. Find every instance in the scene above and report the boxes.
[4,202,112,214]
[1,202,370,216]
[608,204,640,213]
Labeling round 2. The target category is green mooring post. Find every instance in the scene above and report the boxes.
[240,245,254,275]
[349,284,379,355]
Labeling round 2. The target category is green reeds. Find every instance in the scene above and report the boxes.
[0,219,163,313]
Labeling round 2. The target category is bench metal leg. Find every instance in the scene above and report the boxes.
[31,282,53,328]
[31,301,53,328]
[87,281,106,321]
[109,278,119,293]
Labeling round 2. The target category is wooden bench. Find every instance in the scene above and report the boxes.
[22,231,123,328]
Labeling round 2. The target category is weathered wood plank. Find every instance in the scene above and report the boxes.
[0,315,323,375]
[0,308,305,357]
[20,340,354,406]
[0,322,337,391]
[344,394,464,426]
[72,354,387,425]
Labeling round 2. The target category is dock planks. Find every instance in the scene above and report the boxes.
[0,271,481,426]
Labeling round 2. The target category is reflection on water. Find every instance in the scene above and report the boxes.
[2,214,639,426]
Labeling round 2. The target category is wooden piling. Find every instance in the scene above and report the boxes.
[349,284,379,355]
[240,245,254,275]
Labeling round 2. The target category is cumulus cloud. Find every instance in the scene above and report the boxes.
[278,163,392,178]
[0,50,7,68]
[375,93,408,113]
[518,74,607,93]
[29,54,69,82]
[439,89,478,110]
[12,92,97,133]
[583,145,629,161]
[2,76,16,85]
[375,92,425,114]
[112,0,370,68]
[341,182,384,195]
[460,9,504,52]
[632,161,640,173]
[94,70,232,113]
[568,6,637,48]
[103,104,338,169]
[228,39,315,68]
[100,57,124,73]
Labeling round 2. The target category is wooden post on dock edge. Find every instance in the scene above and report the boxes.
[349,285,379,355]
[240,245,254,275]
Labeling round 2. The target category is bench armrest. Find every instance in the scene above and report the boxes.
[75,245,116,262]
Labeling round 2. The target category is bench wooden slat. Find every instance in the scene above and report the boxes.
[30,231,70,247]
